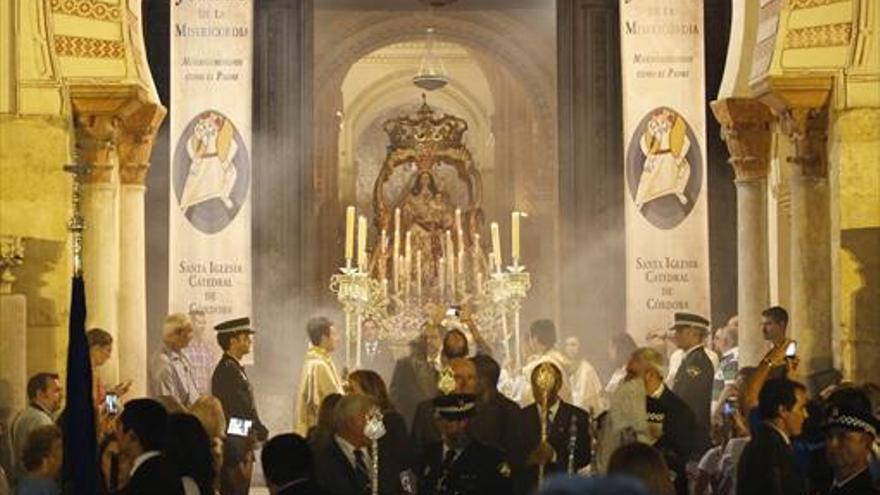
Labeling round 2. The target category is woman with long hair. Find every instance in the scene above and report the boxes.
[347,369,412,468]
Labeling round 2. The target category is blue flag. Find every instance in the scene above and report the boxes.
[61,275,99,494]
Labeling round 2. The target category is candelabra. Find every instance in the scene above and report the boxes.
[329,264,387,370]
[485,264,531,372]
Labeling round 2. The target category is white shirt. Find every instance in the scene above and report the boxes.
[129,450,161,477]
[538,400,561,425]
[334,435,371,471]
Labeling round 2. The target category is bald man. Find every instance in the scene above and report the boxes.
[409,358,478,458]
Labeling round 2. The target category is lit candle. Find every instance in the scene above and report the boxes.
[357,215,367,270]
[491,222,502,272]
[393,209,401,292]
[455,208,462,251]
[416,250,422,299]
[439,257,446,298]
[511,211,521,262]
[345,206,355,263]
[476,272,483,295]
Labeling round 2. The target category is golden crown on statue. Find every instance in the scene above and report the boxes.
[383,95,468,159]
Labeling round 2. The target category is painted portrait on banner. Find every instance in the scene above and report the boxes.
[625,106,702,230]
[173,110,251,234]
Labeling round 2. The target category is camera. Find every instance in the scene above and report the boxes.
[104,393,119,415]
[227,417,253,437]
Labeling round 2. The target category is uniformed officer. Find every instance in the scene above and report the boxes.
[211,317,268,441]
[824,399,880,495]
[669,312,714,440]
[418,393,512,495]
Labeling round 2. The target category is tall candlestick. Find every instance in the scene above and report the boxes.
[393,208,401,292]
[455,209,463,251]
[491,222,502,272]
[357,215,367,270]
[345,206,356,264]
[511,211,521,263]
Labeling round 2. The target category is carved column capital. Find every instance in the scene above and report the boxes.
[118,101,166,186]
[711,98,774,181]
[780,105,829,179]
[75,113,122,183]
[0,236,25,294]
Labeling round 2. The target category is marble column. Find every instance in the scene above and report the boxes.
[76,114,122,386]
[711,98,773,367]
[781,106,834,379]
[117,130,155,398]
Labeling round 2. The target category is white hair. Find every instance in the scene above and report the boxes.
[163,312,192,341]
[332,394,375,430]
[632,347,668,379]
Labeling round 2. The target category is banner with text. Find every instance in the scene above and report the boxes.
[169,1,253,334]
[619,0,711,343]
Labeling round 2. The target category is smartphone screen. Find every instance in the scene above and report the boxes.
[227,417,253,437]
[105,393,119,415]
[785,341,797,358]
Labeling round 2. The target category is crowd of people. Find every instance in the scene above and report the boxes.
[0,305,877,495]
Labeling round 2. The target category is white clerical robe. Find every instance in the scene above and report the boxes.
[294,346,343,436]
[570,359,607,415]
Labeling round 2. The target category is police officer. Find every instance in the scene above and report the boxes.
[418,393,511,495]
[669,312,714,445]
[211,317,268,441]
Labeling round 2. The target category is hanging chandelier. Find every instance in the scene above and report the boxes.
[413,27,449,91]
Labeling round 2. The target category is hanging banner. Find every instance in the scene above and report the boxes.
[169,1,253,335]
[619,0,711,342]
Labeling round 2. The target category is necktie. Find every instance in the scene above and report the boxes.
[437,449,458,493]
[354,448,371,491]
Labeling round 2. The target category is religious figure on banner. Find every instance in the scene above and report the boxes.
[633,108,691,209]
[398,171,454,277]
[179,112,239,213]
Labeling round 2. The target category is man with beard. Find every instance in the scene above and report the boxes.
[418,394,511,495]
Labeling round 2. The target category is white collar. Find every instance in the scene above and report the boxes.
[765,421,791,445]
[539,400,561,420]
[130,450,161,477]
[649,383,666,399]
[334,435,370,468]
[832,467,868,488]
[722,347,738,359]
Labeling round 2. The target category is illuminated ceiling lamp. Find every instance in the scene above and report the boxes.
[413,26,449,91]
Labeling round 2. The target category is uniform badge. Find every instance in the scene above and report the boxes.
[686,365,701,377]
[497,462,511,478]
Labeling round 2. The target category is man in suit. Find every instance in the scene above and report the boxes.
[115,399,182,495]
[468,354,521,460]
[8,373,63,482]
[418,393,511,495]
[669,311,714,444]
[514,362,590,495]
[410,357,478,457]
[737,378,809,495]
[360,318,395,382]
[390,322,443,430]
[211,317,269,441]
[262,433,326,495]
[823,398,880,495]
[628,347,704,495]
[313,393,403,495]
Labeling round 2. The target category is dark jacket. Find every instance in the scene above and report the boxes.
[313,437,403,495]
[361,341,396,383]
[120,453,183,495]
[468,391,521,460]
[737,421,805,495]
[390,354,438,430]
[418,440,512,495]
[648,386,703,495]
[211,353,268,441]
[512,401,591,495]
[671,345,714,441]
[826,468,880,495]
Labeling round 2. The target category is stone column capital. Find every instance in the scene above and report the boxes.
[75,113,123,183]
[118,101,165,186]
[779,105,830,179]
[711,98,774,181]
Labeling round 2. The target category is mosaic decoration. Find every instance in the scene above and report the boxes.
[54,35,125,59]
[51,0,121,22]
[784,22,852,49]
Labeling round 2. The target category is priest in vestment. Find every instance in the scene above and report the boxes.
[294,317,344,436]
